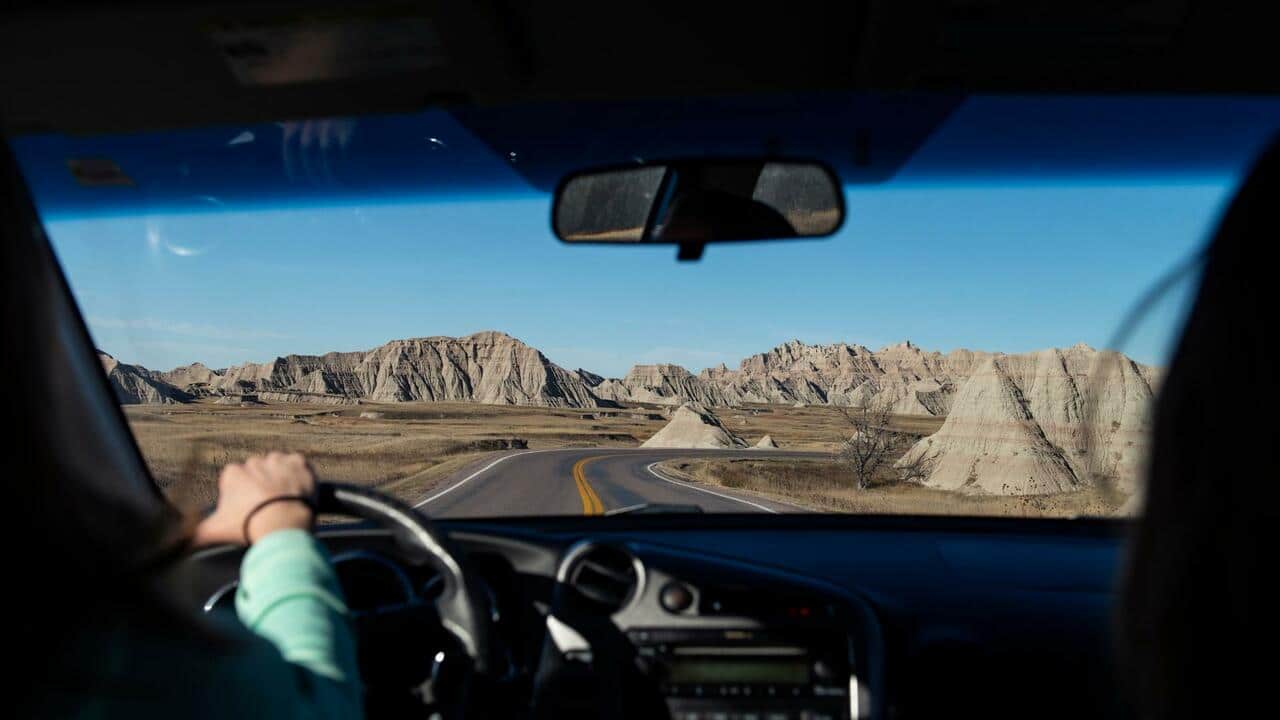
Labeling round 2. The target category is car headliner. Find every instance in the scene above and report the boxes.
[3,1,1279,138]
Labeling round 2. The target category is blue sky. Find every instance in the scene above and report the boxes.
[45,176,1228,377]
[33,95,1272,377]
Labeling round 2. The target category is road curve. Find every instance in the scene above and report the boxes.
[414,448,830,518]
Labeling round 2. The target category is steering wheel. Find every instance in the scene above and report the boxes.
[315,482,497,678]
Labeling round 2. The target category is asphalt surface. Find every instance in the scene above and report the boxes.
[413,448,831,517]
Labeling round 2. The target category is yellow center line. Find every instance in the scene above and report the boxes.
[572,456,606,515]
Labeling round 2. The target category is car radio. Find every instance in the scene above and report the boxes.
[629,628,855,720]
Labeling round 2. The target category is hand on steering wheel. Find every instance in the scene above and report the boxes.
[193,451,318,546]
[194,454,499,709]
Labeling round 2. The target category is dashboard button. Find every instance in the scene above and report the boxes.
[661,582,695,612]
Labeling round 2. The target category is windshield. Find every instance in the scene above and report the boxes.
[16,94,1278,519]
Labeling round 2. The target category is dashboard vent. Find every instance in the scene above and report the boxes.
[564,544,640,612]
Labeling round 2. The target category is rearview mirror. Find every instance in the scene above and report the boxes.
[554,159,843,260]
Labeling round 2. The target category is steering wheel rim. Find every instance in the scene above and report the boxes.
[315,481,495,675]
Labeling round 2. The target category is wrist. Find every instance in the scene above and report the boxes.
[243,496,316,544]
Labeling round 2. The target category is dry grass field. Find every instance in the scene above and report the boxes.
[123,399,1122,518]
[656,457,1130,518]
[124,401,670,511]
[715,403,945,450]
[126,401,936,509]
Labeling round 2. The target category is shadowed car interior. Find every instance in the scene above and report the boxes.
[4,2,1274,719]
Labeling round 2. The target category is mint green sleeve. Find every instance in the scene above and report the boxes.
[235,528,363,718]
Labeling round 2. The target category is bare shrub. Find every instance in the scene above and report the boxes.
[896,444,938,484]
[836,402,898,490]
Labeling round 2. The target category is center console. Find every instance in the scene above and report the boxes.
[631,627,855,720]
[550,541,875,720]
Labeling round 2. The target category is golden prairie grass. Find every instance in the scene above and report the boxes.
[657,457,1130,518]
[715,404,944,450]
[125,400,983,516]
[124,401,670,510]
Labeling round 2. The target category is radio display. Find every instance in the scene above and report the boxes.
[666,658,810,685]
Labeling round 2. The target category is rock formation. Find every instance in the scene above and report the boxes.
[98,352,192,404]
[100,332,1159,496]
[146,332,611,407]
[99,332,1156,498]
[640,403,748,449]
[577,339,979,411]
[591,364,733,407]
[898,346,1156,495]
[696,339,980,414]
[753,434,779,449]
[158,362,221,394]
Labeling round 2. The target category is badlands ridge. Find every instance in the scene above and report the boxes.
[100,331,1157,495]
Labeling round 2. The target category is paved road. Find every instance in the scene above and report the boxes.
[413,448,830,517]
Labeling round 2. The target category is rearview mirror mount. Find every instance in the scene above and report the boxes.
[554,159,843,261]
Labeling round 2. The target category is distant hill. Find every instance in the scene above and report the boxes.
[99,331,606,408]
[98,351,192,405]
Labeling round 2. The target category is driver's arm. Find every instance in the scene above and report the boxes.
[197,453,363,719]
[237,529,361,704]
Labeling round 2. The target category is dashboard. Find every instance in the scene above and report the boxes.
[175,515,1130,720]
